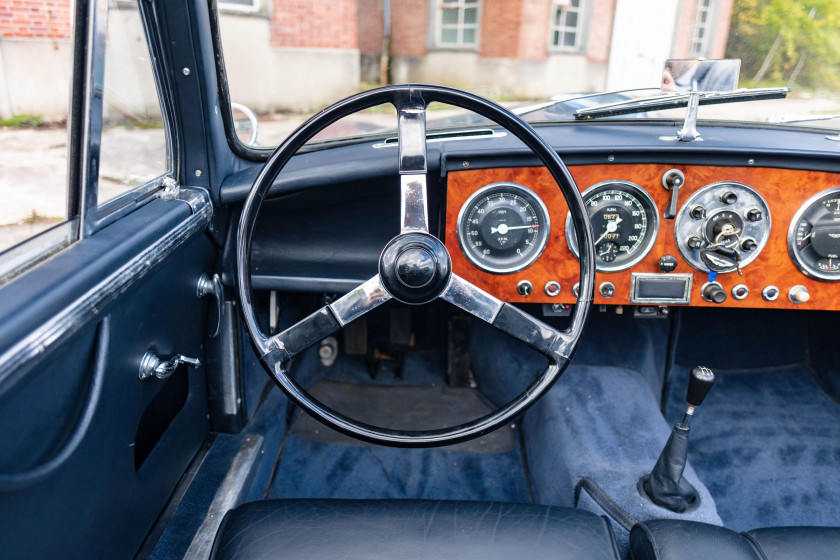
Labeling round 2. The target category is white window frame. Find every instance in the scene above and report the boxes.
[218,0,262,15]
[689,0,714,57]
[549,0,585,53]
[435,0,480,50]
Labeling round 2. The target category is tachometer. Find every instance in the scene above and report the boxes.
[565,181,659,272]
[788,187,840,281]
[456,183,550,274]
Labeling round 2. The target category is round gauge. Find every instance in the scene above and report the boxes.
[674,182,771,274]
[788,187,840,281]
[565,180,659,272]
[456,182,551,274]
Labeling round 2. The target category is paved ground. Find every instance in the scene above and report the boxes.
[2,94,838,254]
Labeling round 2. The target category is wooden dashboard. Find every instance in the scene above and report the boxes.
[444,164,840,310]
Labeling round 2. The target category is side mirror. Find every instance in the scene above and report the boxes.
[662,59,741,93]
[231,102,260,147]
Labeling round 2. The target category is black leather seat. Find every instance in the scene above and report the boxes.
[630,519,840,560]
[209,499,620,560]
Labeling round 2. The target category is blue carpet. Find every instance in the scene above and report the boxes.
[269,436,531,502]
[666,364,840,531]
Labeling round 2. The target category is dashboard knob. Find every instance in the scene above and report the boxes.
[701,282,727,304]
[516,280,532,296]
[746,208,763,221]
[741,238,757,251]
[687,236,703,249]
[691,205,706,219]
[658,254,678,272]
[788,285,810,304]
[599,282,616,298]
[720,191,738,204]
[544,281,561,297]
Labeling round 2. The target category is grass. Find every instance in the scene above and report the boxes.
[0,114,43,128]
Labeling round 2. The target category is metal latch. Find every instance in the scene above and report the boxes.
[139,351,200,380]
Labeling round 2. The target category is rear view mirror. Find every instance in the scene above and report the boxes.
[662,59,740,93]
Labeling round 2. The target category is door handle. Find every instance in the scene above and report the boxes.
[139,351,200,380]
[197,273,223,338]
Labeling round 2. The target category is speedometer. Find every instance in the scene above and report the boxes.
[565,180,659,272]
[788,187,840,281]
[456,183,550,274]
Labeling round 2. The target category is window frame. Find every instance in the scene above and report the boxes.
[432,0,481,51]
[689,0,716,58]
[0,0,175,287]
[548,0,586,54]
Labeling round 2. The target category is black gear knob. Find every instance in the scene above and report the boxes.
[687,366,715,408]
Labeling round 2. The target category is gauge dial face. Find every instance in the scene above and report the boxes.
[566,181,659,272]
[456,183,551,274]
[788,188,840,281]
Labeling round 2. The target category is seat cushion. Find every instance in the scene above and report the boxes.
[209,499,620,560]
[630,519,840,560]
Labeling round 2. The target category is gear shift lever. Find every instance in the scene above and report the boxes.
[642,366,716,513]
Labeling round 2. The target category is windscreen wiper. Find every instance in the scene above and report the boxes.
[573,87,791,120]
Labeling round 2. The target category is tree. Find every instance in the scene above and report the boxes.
[727,0,840,90]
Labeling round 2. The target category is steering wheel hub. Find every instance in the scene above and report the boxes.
[380,233,451,304]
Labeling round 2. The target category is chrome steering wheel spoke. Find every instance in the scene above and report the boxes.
[264,275,391,369]
[396,93,429,234]
[440,274,570,362]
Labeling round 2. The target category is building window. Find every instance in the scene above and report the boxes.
[218,0,261,14]
[550,0,583,51]
[437,0,480,48]
[690,0,713,56]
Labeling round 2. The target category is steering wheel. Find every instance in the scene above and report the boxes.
[236,84,595,447]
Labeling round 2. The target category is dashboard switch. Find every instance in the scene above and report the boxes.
[658,255,678,272]
[687,236,703,249]
[746,208,763,221]
[544,281,561,297]
[701,282,727,304]
[662,169,685,219]
[732,284,749,300]
[691,206,706,219]
[516,280,533,296]
[762,285,780,302]
[720,191,738,204]
[788,285,810,304]
[741,238,757,251]
[599,282,616,298]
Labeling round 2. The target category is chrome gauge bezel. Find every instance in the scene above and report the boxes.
[674,181,771,273]
[456,182,551,274]
[787,186,840,282]
[565,180,660,272]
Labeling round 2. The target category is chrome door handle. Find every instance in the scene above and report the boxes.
[197,273,223,338]
[139,351,200,380]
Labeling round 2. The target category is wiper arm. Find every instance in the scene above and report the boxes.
[574,87,791,120]
[513,88,660,118]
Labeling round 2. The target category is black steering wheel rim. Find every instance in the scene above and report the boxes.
[235,84,595,447]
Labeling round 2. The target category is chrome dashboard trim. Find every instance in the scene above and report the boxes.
[630,272,693,304]
[0,187,212,385]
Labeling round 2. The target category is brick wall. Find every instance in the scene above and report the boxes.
[357,0,383,55]
[710,0,733,59]
[390,0,428,56]
[0,0,72,39]
[270,0,357,49]
[586,0,614,63]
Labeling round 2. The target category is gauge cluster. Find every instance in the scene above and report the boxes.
[446,165,840,311]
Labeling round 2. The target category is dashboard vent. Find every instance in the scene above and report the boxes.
[374,128,505,148]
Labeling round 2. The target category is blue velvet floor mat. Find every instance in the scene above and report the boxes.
[666,364,840,531]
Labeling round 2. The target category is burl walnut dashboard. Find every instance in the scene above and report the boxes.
[444,164,840,310]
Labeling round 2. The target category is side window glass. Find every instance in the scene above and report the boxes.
[0,4,73,254]
[99,1,168,205]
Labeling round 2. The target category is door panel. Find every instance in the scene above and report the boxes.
[0,192,215,559]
